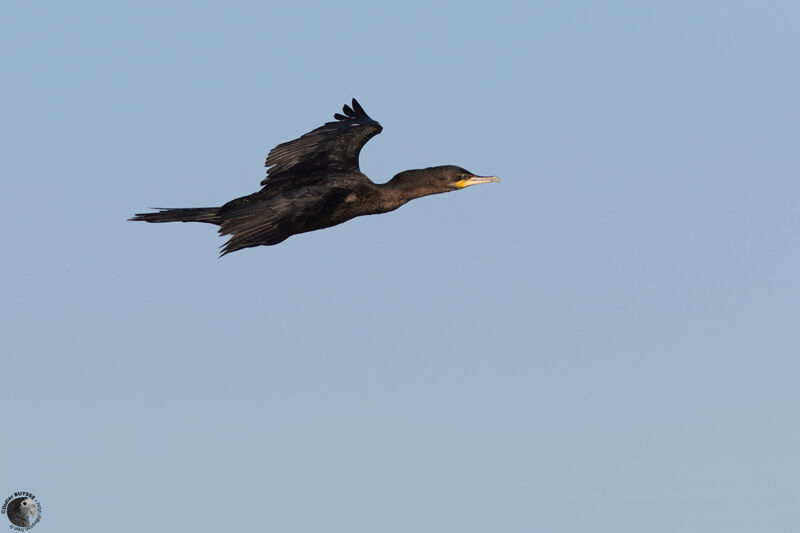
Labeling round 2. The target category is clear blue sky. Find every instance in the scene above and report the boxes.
[2,1,799,531]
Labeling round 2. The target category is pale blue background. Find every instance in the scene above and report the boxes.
[2,1,799,531]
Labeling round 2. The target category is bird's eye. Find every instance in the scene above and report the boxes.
[460,174,468,181]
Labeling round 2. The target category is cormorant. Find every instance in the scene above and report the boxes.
[131,99,499,255]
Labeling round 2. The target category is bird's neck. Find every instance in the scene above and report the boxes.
[375,171,441,212]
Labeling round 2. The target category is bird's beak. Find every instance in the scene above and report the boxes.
[456,175,501,188]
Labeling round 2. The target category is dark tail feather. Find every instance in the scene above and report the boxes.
[129,207,220,225]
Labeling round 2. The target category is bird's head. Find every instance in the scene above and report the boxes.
[389,165,499,196]
[436,165,500,191]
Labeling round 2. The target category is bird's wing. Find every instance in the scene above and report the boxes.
[218,186,352,255]
[260,99,383,186]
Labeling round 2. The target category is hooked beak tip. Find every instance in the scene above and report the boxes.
[458,175,500,188]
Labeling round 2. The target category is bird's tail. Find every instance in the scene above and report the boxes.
[129,207,221,225]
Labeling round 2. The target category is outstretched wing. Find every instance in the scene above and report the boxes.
[261,98,383,186]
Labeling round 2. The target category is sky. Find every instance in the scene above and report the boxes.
[2,1,799,531]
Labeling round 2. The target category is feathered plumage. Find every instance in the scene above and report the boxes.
[131,99,498,255]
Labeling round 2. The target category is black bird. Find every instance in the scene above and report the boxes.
[131,99,499,255]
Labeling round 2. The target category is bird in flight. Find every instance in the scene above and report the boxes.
[131,99,499,255]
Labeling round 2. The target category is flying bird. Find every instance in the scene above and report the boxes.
[131,99,499,255]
